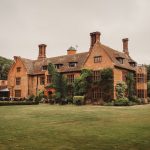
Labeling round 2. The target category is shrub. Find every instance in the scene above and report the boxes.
[66,96,73,104]
[147,97,150,103]
[129,96,143,105]
[27,95,35,101]
[73,96,85,105]
[0,101,39,106]
[103,102,114,106]
[59,98,68,105]
[114,97,129,106]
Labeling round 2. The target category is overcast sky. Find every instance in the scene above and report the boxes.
[0,0,150,64]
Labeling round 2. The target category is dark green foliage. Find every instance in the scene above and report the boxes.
[0,101,39,106]
[99,68,113,102]
[48,63,67,99]
[0,56,13,80]
[73,69,92,96]
[114,97,129,106]
[116,81,127,99]
[147,81,150,97]
[126,72,136,98]
[146,65,150,81]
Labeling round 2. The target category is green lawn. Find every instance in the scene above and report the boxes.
[0,104,150,150]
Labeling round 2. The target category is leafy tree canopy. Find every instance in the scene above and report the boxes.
[0,56,13,80]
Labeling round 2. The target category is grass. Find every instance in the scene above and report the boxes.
[0,104,150,150]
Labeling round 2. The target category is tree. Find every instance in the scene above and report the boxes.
[0,56,13,80]
[48,63,67,99]
[73,69,92,96]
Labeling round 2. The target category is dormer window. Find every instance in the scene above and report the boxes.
[129,62,136,67]
[69,62,78,67]
[55,64,63,69]
[42,65,48,70]
[116,57,124,64]
[94,56,102,63]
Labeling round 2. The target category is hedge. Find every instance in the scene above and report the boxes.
[0,101,39,106]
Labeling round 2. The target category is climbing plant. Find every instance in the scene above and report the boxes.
[115,81,127,99]
[126,72,136,98]
[99,68,113,102]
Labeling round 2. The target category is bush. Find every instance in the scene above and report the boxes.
[59,98,68,105]
[129,96,143,105]
[73,96,85,105]
[66,96,73,104]
[114,97,129,106]
[103,102,114,106]
[147,97,150,103]
[27,95,35,101]
[0,101,39,106]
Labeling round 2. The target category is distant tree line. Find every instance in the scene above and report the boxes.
[0,56,13,80]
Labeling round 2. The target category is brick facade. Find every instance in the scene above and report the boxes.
[7,31,147,102]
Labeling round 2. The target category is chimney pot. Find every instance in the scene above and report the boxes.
[90,31,101,49]
[38,44,47,60]
[122,38,129,56]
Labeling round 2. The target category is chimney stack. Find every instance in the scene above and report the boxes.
[122,38,129,56]
[38,44,47,60]
[90,31,101,49]
[67,46,77,55]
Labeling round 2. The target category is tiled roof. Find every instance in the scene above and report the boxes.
[20,52,89,74]
[101,44,136,71]
[19,43,137,75]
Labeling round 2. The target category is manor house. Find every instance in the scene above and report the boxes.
[8,32,147,103]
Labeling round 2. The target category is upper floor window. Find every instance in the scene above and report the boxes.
[55,64,63,69]
[47,75,52,84]
[16,77,21,85]
[40,75,45,85]
[93,70,101,82]
[17,67,21,72]
[69,62,78,67]
[116,57,124,64]
[67,74,74,83]
[137,74,145,83]
[42,65,48,71]
[94,56,102,63]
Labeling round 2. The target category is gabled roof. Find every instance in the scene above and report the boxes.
[101,44,136,71]
[18,42,137,75]
[19,52,89,74]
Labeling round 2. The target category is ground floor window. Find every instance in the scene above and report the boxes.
[92,87,102,99]
[15,90,21,97]
[137,89,145,98]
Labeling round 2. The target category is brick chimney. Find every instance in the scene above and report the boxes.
[67,46,77,55]
[90,31,101,49]
[38,44,47,60]
[122,38,129,56]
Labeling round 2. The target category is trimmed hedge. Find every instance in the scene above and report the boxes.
[73,96,85,105]
[114,97,129,106]
[0,101,39,106]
